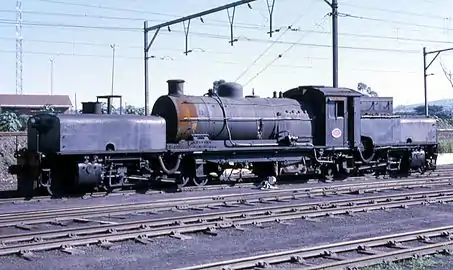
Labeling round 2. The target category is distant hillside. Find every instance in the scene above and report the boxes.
[395,99,453,113]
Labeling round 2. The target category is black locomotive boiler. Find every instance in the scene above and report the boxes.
[10,79,438,196]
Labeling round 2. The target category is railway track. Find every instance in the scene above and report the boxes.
[0,187,453,259]
[177,225,453,270]
[1,176,452,229]
[0,169,451,205]
[0,182,258,205]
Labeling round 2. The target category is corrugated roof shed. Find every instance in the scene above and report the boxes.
[0,94,72,107]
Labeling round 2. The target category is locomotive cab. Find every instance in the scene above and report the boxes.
[283,86,362,148]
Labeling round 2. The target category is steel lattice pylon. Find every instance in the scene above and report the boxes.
[16,0,23,95]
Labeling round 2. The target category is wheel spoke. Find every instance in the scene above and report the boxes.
[192,177,208,186]
[178,176,190,188]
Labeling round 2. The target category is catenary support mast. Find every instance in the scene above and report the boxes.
[324,0,339,88]
[143,0,259,115]
[423,46,453,116]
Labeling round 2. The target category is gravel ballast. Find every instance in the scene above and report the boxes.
[0,188,453,269]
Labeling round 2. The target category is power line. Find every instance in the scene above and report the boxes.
[21,0,271,29]
[0,36,239,56]
[2,24,453,52]
[30,0,273,17]
[0,9,268,30]
[1,13,452,46]
[242,13,330,86]
[342,13,453,32]
[0,48,420,74]
[0,19,141,31]
[2,5,453,35]
[235,0,318,82]
[1,18,452,48]
[0,23,427,55]
[1,7,452,34]
[341,3,450,21]
[0,9,165,22]
[0,49,172,60]
[30,0,180,18]
[16,0,23,95]
[30,0,450,24]
[2,2,453,34]
[2,0,452,38]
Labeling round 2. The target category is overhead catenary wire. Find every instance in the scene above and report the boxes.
[0,0,447,87]
[341,13,453,32]
[242,13,330,86]
[0,20,438,55]
[0,12,452,47]
[341,2,451,21]
[235,0,318,82]
[0,8,452,34]
[0,48,419,74]
[28,0,452,23]
[0,9,267,30]
[1,26,453,51]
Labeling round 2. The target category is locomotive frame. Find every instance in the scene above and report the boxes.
[9,80,438,196]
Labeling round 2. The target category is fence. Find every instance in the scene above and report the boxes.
[0,132,26,137]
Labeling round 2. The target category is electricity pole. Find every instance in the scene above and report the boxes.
[16,0,23,94]
[324,0,339,88]
[423,46,453,116]
[49,57,54,95]
[110,44,116,96]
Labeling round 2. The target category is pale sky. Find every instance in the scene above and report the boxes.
[1,0,453,109]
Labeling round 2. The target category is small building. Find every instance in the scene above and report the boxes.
[0,94,73,114]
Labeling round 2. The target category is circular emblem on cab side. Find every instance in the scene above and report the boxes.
[331,128,342,138]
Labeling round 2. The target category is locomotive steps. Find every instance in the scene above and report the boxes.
[1,185,453,259]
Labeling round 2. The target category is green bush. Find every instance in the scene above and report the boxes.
[439,140,453,153]
[0,105,57,132]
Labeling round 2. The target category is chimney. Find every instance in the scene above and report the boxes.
[278,91,283,98]
[272,91,277,98]
[167,79,185,96]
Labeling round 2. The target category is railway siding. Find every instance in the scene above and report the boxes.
[177,225,453,270]
[0,187,452,259]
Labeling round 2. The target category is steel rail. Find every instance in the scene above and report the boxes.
[0,177,451,228]
[176,226,453,270]
[0,169,450,204]
[0,182,257,205]
[0,189,452,257]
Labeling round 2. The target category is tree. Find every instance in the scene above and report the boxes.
[0,111,24,132]
[357,82,378,97]
[412,104,452,118]
[100,102,116,114]
[124,105,145,115]
[440,61,453,88]
[40,105,56,113]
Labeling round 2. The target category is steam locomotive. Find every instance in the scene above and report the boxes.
[10,79,438,196]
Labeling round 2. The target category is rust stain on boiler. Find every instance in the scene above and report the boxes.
[176,99,198,140]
